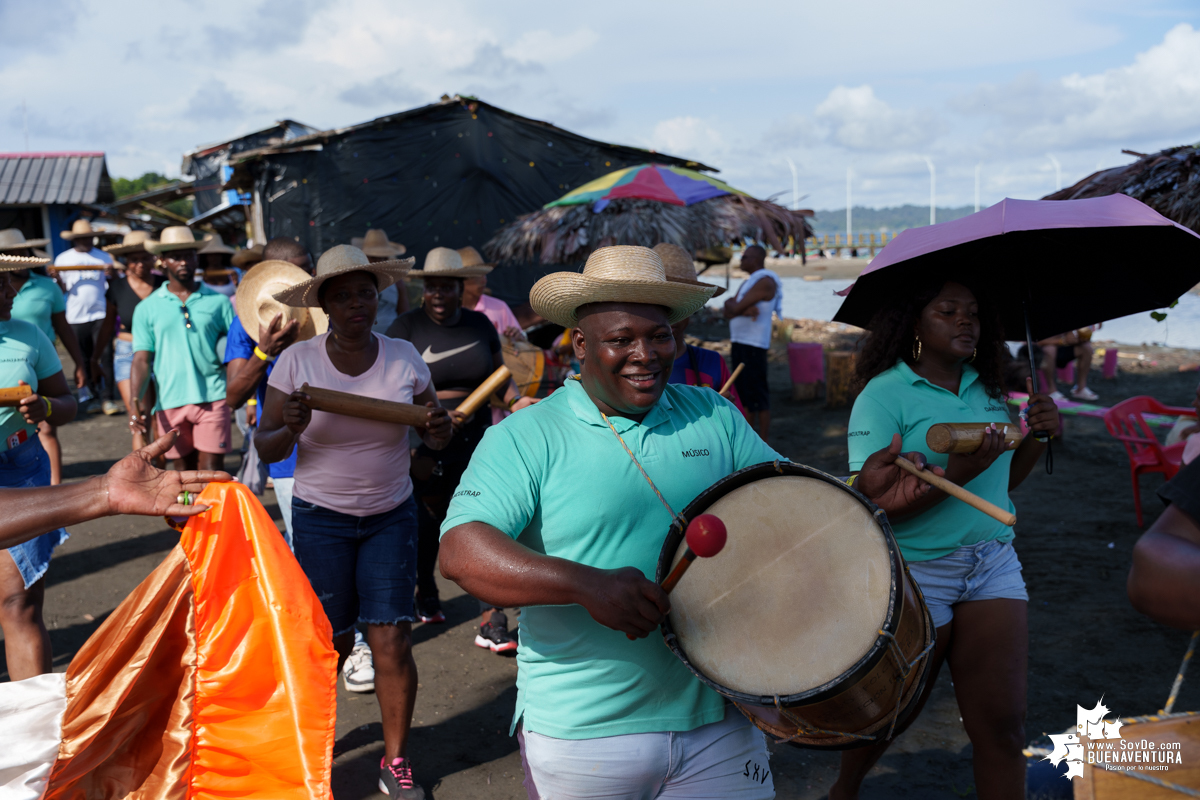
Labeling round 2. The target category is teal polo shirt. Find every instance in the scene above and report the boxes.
[131,284,233,411]
[0,320,62,443]
[442,378,782,740]
[847,360,1016,562]
[11,274,65,341]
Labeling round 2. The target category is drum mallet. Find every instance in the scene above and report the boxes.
[456,365,513,417]
[891,457,1017,527]
[628,514,727,639]
[718,364,744,398]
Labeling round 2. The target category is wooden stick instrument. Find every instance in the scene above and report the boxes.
[926,422,1022,454]
[456,365,512,417]
[718,363,744,397]
[892,457,1016,527]
[0,386,34,407]
[299,384,429,426]
[49,264,110,272]
[628,514,727,639]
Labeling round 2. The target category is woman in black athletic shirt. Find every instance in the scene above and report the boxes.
[388,247,534,653]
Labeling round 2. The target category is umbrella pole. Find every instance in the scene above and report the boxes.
[1023,302,1053,474]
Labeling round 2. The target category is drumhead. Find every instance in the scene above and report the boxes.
[665,469,892,698]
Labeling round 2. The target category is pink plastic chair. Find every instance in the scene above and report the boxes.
[1103,397,1198,526]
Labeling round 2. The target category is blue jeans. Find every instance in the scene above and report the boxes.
[3,437,69,588]
[906,539,1028,628]
[291,494,418,636]
[113,338,134,383]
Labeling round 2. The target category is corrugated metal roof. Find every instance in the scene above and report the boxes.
[0,152,114,205]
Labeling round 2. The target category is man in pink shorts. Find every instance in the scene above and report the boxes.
[129,227,234,470]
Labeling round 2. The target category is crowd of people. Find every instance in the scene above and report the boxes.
[1,219,1197,800]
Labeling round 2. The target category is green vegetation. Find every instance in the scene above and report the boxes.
[809,204,976,236]
[112,172,193,219]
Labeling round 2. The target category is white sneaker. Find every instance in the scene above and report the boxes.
[1071,386,1099,402]
[342,631,375,693]
[1048,391,1067,402]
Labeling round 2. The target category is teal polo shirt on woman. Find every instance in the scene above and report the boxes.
[11,274,65,341]
[847,360,1016,562]
[441,378,782,740]
[0,320,61,444]
[131,284,233,411]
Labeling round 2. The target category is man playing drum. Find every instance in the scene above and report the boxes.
[439,245,941,799]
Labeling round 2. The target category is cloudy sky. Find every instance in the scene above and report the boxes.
[3,0,1198,213]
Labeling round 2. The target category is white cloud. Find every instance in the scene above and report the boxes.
[816,86,944,152]
[650,117,725,163]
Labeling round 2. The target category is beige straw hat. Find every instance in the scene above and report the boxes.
[530,245,717,328]
[198,232,236,256]
[0,253,51,271]
[653,242,725,298]
[0,228,50,251]
[231,244,265,268]
[272,244,414,308]
[146,226,204,254]
[61,219,119,241]
[456,246,495,270]
[409,246,492,278]
[351,229,407,258]
[235,260,328,344]
[104,230,154,256]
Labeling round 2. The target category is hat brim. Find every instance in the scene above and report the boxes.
[409,266,493,279]
[530,273,716,328]
[104,242,151,255]
[668,276,726,298]
[145,240,202,254]
[198,244,236,256]
[0,254,51,271]
[0,238,50,251]
[236,260,329,344]
[231,249,264,267]
[272,258,415,308]
[61,230,120,240]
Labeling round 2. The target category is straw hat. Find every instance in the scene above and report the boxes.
[457,246,494,271]
[0,228,49,251]
[104,230,154,256]
[408,246,492,279]
[653,243,725,298]
[0,253,50,271]
[61,219,119,241]
[198,233,236,256]
[351,229,407,258]
[530,245,717,328]
[231,244,264,268]
[272,244,414,308]
[145,226,203,254]
[235,260,328,344]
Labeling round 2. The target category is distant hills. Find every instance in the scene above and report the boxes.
[808,205,976,235]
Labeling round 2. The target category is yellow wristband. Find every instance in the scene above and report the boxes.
[246,398,258,406]
[253,346,275,363]
[43,397,52,419]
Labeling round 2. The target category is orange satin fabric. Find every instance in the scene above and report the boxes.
[45,481,337,800]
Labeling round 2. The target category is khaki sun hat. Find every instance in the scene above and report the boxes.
[235,260,328,344]
[653,242,725,298]
[409,246,492,279]
[456,245,494,271]
[231,244,265,268]
[0,228,50,251]
[104,230,154,256]
[198,232,236,256]
[530,245,717,328]
[61,219,119,241]
[272,244,414,308]
[145,226,204,254]
[351,229,407,258]
[0,253,51,271]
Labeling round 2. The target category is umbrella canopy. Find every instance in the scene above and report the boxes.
[833,195,1200,340]
[547,164,747,212]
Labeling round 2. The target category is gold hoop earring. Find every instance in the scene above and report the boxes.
[912,336,922,362]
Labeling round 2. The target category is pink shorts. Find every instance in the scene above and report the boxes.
[155,400,233,459]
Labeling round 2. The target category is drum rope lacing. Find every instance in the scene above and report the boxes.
[600,413,687,533]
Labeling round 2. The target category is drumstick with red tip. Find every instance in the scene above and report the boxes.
[629,514,727,640]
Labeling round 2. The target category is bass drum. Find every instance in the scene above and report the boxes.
[502,337,547,398]
[1076,713,1200,798]
[657,461,934,749]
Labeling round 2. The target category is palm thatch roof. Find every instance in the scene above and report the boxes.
[484,195,814,265]
[1044,144,1200,233]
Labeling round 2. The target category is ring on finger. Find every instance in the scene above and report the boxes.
[177,490,192,505]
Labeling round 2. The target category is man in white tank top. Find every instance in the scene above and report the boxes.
[723,245,781,441]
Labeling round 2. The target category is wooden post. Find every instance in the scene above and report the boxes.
[825,351,857,409]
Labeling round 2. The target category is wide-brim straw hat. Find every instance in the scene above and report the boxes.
[530,245,717,328]
[273,244,414,308]
[61,219,119,241]
[457,245,495,272]
[146,226,203,254]
[653,242,725,298]
[0,253,51,271]
[0,228,49,251]
[236,260,328,344]
[104,230,154,256]
[231,244,264,268]
[351,229,407,258]
[198,233,236,256]
[409,246,492,279]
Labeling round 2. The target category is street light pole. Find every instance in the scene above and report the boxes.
[1046,153,1062,191]
[784,157,799,211]
[923,157,936,225]
[975,162,982,213]
[846,167,852,254]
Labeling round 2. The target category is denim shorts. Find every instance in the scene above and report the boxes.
[2,437,69,588]
[113,338,134,383]
[291,494,418,636]
[906,539,1028,628]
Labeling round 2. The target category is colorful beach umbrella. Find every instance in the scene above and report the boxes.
[546,164,747,212]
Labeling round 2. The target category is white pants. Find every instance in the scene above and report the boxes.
[518,706,774,799]
[273,477,295,550]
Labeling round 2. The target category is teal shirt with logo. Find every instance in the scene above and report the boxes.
[441,378,782,740]
[131,284,233,411]
[847,360,1016,562]
[11,274,65,341]
[0,319,62,443]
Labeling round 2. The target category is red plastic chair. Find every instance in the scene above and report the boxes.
[1103,396,1198,526]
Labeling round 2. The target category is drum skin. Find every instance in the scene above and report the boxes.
[657,462,934,749]
[1077,714,1200,798]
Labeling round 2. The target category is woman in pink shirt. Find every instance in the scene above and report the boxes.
[257,245,452,799]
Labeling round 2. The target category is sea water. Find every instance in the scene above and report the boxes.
[708,277,1200,349]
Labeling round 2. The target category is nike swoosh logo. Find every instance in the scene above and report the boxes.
[421,342,478,363]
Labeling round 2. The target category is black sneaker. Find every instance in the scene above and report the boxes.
[474,611,518,654]
[415,594,445,624]
[379,756,425,798]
